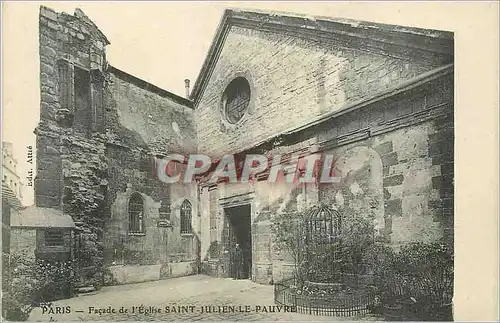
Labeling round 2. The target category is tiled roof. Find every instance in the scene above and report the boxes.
[2,182,22,210]
[11,205,75,229]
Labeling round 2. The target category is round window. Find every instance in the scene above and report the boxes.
[223,77,251,124]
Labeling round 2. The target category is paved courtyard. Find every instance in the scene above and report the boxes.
[28,275,382,321]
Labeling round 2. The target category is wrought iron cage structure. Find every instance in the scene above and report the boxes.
[304,204,343,283]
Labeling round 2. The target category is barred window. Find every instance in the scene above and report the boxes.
[74,66,92,134]
[223,77,251,124]
[180,200,192,234]
[159,199,170,220]
[129,193,145,234]
[209,188,218,232]
[209,188,219,258]
[159,185,171,220]
[57,60,73,112]
[45,231,64,247]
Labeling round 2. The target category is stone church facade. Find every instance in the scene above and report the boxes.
[36,7,454,287]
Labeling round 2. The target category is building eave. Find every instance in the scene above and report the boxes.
[189,8,454,107]
[12,206,76,229]
[232,63,454,157]
[283,63,454,136]
[189,9,233,105]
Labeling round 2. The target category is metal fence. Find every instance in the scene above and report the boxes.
[274,277,377,317]
[304,205,344,283]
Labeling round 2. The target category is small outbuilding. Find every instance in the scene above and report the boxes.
[10,206,76,300]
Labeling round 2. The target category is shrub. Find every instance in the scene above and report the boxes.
[208,240,220,259]
[368,244,400,301]
[372,241,454,320]
[339,207,376,283]
[271,211,307,284]
[398,242,453,314]
[2,252,75,321]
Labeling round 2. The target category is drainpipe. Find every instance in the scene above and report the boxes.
[184,79,190,99]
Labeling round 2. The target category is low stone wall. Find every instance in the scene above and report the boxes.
[201,260,222,277]
[106,261,197,285]
[272,262,296,284]
[107,264,161,284]
[168,261,197,278]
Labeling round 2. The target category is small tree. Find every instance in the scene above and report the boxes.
[271,212,307,285]
[2,252,75,321]
[398,241,454,307]
[340,207,376,286]
[370,241,454,320]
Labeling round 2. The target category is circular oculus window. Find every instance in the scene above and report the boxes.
[223,77,251,124]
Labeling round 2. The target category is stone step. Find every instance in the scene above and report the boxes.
[76,286,96,294]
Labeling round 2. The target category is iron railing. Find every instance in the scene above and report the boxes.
[274,276,377,317]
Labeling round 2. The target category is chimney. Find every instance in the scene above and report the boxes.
[184,79,190,99]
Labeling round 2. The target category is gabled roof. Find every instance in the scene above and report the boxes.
[11,205,75,229]
[190,8,454,106]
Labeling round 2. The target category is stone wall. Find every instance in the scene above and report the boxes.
[195,25,452,157]
[10,229,37,259]
[2,201,12,255]
[314,71,454,248]
[37,6,197,287]
[199,70,453,283]
[37,6,111,287]
[103,69,198,283]
[106,69,197,156]
[38,5,454,288]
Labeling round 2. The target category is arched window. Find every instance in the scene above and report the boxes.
[180,200,192,234]
[129,193,145,234]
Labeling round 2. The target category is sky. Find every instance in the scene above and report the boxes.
[1,1,498,207]
[1,3,500,319]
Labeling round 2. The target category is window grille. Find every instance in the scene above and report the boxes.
[45,231,64,247]
[223,77,251,124]
[180,200,192,234]
[129,193,145,234]
[304,204,343,283]
[159,199,170,220]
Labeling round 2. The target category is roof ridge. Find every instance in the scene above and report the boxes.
[107,65,194,108]
[190,7,454,105]
[224,7,453,38]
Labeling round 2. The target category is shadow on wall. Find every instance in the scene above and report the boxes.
[320,146,385,236]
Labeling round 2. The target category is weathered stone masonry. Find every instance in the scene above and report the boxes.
[192,10,454,283]
[37,7,454,287]
[195,21,452,157]
[37,7,110,287]
[103,68,199,284]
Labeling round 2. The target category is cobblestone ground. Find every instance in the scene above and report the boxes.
[29,275,383,321]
